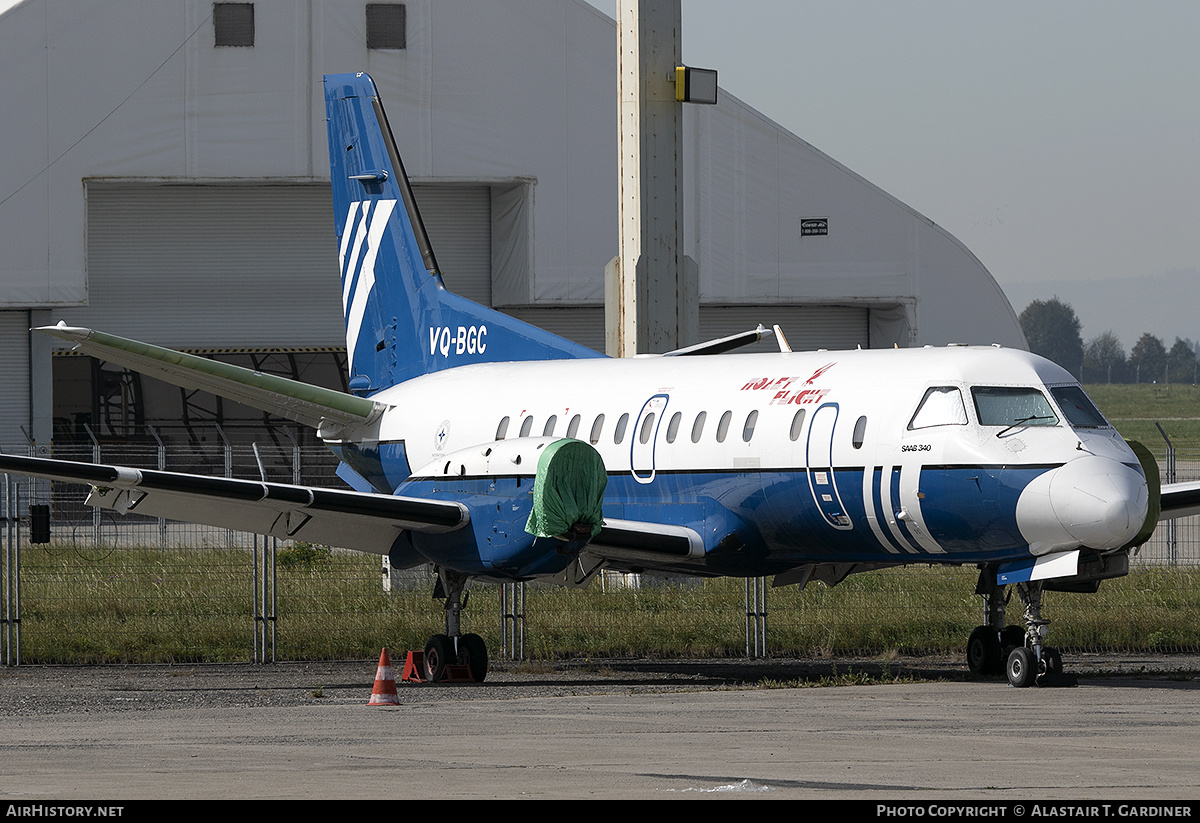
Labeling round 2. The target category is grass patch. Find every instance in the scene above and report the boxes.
[10,550,1200,664]
[1085,383,1200,452]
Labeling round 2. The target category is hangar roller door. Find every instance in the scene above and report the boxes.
[62,183,492,350]
[0,311,31,447]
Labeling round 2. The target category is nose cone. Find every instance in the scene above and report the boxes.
[1048,456,1148,549]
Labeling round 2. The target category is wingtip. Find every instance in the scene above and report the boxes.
[34,322,93,342]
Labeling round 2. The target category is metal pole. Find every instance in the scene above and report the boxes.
[281,427,301,486]
[4,477,20,666]
[83,424,101,545]
[3,473,11,665]
[500,581,525,661]
[252,532,260,663]
[1156,422,1177,564]
[215,425,233,548]
[269,535,276,662]
[147,426,167,546]
[517,582,525,661]
[744,577,767,658]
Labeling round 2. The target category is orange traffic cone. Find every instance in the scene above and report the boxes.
[368,648,400,705]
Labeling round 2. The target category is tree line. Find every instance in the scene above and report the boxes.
[1019,297,1199,384]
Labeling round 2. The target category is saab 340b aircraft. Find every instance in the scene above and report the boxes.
[3,72,1196,687]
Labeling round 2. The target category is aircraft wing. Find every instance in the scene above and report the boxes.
[0,453,467,556]
[1159,481,1200,521]
[38,323,385,431]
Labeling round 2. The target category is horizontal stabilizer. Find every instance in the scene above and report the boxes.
[0,453,467,556]
[661,325,772,357]
[39,323,384,430]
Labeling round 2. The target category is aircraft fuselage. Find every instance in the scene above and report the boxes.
[327,343,1148,580]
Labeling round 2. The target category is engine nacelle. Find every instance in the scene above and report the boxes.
[402,437,607,579]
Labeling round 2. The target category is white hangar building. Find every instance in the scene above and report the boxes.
[0,0,1025,450]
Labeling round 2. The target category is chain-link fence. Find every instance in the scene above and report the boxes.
[3,438,1199,664]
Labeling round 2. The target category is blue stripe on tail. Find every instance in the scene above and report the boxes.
[323,72,603,394]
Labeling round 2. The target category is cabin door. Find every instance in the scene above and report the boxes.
[805,402,853,530]
[631,394,668,484]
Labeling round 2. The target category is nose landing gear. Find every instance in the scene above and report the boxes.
[968,568,1075,687]
[1004,580,1072,687]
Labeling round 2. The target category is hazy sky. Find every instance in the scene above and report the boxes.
[596,0,1200,341]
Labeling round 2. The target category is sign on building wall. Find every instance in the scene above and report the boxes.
[801,218,829,237]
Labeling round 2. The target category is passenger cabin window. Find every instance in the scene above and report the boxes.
[716,411,732,443]
[520,416,535,437]
[614,413,629,444]
[543,415,557,437]
[495,416,510,440]
[691,411,707,443]
[789,409,806,441]
[972,387,1059,428]
[1050,386,1109,429]
[742,410,758,442]
[666,412,682,443]
[638,412,656,444]
[852,416,868,449]
[908,387,969,430]
[589,414,605,444]
[566,414,581,439]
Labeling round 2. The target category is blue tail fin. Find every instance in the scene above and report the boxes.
[324,73,603,394]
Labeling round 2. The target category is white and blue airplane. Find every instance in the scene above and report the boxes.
[2,72,1196,687]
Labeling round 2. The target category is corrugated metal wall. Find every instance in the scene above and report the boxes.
[0,311,30,446]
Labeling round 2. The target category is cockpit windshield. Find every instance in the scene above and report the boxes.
[1049,385,1110,429]
[908,386,969,430]
[971,387,1059,429]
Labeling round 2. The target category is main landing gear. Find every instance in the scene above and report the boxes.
[966,568,1074,688]
[422,567,489,683]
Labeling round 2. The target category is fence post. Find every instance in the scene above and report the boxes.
[251,532,277,664]
[215,425,234,548]
[1,475,20,666]
[2,474,11,665]
[83,424,102,546]
[282,427,301,485]
[147,426,167,547]
[1156,422,1177,565]
[745,577,767,658]
[501,581,525,661]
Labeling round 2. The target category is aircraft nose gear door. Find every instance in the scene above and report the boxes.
[631,394,668,484]
[806,402,852,529]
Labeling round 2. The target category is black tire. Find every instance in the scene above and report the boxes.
[1006,646,1036,688]
[460,633,489,682]
[1001,625,1026,654]
[967,626,1000,675]
[424,634,454,682]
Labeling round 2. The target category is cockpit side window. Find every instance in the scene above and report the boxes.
[1050,385,1110,429]
[908,386,968,430]
[971,387,1058,428]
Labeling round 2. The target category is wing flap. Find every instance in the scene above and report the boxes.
[585,518,705,564]
[0,454,467,556]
